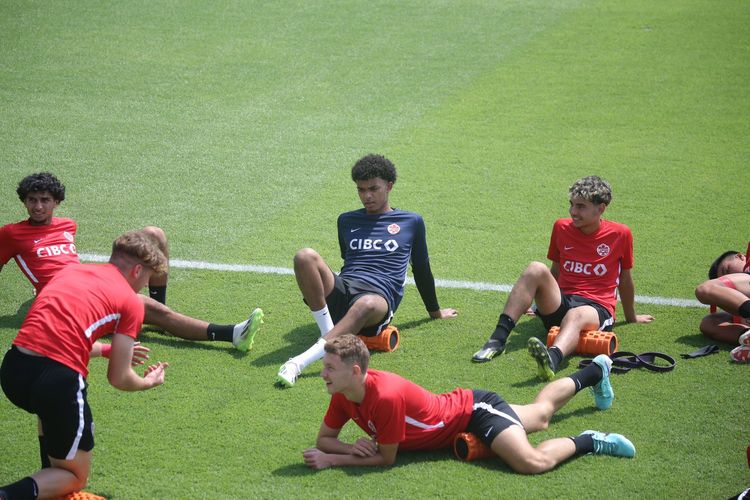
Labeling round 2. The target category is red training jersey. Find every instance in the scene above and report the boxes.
[0,217,80,291]
[324,369,473,451]
[547,218,634,317]
[13,263,144,377]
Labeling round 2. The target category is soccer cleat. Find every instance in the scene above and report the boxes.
[233,308,264,352]
[591,354,614,410]
[730,345,750,363]
[739,330,750,347]
[276,359,301,388]
[581,430,636,458]
[527,337,555,380]
[58,492,107,500]
[472,340,505,363]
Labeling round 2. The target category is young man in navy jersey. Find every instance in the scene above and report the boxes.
[277,154,457,387]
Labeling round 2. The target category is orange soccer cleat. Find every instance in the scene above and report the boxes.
[358,325,400,352]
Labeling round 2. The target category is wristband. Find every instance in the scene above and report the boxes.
[101,343,112,359]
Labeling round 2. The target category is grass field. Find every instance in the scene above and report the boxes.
[1,1,748,498]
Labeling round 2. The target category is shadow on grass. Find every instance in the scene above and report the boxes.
[135,327,258,361]
[271,449,466,477]
[0,298,33,331]
[253,317,435,368]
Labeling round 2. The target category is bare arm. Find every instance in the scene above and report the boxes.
[107,334,168,391]
[303,423,398,469]
[618,268,654,323]
[550,261,560,281]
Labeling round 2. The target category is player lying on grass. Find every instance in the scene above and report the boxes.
[0,172,263,353]
[277,154,457,387]
[302,335,634,472]
[0,230,170,500]
[471,175,653,380]
[694,243,750,362]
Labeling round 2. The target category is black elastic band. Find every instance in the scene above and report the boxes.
[578,351,676,373]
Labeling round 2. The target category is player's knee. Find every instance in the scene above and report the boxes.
[350,295,385,318]
[142,226,169,254]
[694,281,715,304]
[294,248,320,267]
[524,261,550,279]
[508,453,551,475]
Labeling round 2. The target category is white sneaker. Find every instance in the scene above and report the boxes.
[276,359,301,388]
[739,329,750,347]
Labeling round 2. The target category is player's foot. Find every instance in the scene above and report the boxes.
[276,359,301,388]
[739,330,750,347]
[581,430,636,458]
[591,354,614,410]
[472,340,505,363]
[527,337,555,380]
[730,345,750,363]
[233,308,264,352]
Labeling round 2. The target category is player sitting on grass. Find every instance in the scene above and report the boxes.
[302,335,634,472]
[0,172,263,353]
[471,175,653,379]
[0,230,170,500]
[694,243,750,362]
[277,154,457,388]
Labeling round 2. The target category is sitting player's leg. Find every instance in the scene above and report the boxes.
[141,296,263,352]
[141,226,169,305]
[473,262,561,362]
[294,247,337,335]
[528,303,601,380]
[699,312,750,344]
[695,273,750,319]
[278,290,389,388]
[29,450,92,498]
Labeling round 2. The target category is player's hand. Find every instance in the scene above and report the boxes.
[429,308,458,319]
[303,448,333,470]
[630,314,655,324]
[351,438,378,457]
[143,361,169,387]
[131,342,150,366]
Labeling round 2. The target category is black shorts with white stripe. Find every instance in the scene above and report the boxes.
[465,390,524,447]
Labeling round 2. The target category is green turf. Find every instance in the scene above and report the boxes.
[1,0,749,498]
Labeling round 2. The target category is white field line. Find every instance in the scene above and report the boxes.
[80,253,703,308]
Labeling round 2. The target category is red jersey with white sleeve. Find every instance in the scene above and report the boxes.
[547,218,634,317]
[323,369,473,451]
[0,217,79,291]
[13,263,144,378]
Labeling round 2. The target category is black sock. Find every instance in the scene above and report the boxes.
[740,300,750,319]
[568,362,603,393]
[149,285,167,305]
[38,436,50,469]
[489,314,516,344]
[570,433,594,455]
[0,477,38,500]
[548,346,564,372]
[207,323,234,342]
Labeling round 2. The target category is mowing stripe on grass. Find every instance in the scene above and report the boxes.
[80,253,703,308]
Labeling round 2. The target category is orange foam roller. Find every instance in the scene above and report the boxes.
[453,432,495,461]
[546,326,618,356]
[358,325,400,352]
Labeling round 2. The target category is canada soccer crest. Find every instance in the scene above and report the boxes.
[596,244,610,257]
[387,223,400,235]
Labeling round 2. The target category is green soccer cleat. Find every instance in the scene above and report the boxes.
[527,337,555,381]
[233,308,264,352]
[472,340,505,363]
[581,430,636,458]
[591,354,614,410]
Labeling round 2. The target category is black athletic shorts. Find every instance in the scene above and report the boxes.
[1,346,95,460]
[324,274,393,337]
[465,390,524,447]
[537,292,614,332]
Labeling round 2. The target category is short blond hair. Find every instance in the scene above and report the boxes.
[111,230,168,275]
[324,335,370,373]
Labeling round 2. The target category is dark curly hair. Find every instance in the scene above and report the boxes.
[708,250,739,280]
[351,154,397,184]
[17,172,66,202]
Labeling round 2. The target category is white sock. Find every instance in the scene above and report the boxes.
[312,306,334,337]
[291,338,327,371]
